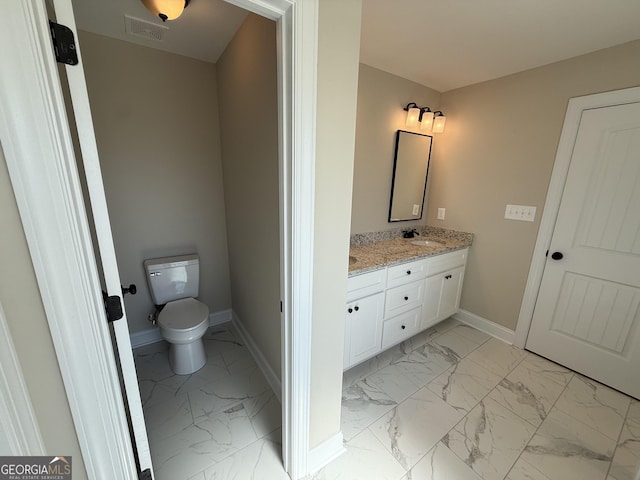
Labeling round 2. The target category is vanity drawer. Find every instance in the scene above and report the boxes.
[385,279,424,318]
[387,258,428,288]
[381,307,421,350]
[347,268,386,302]
[427,249,467,276]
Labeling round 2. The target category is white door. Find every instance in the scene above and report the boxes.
[527,101,640,399]
[50,0,154,475]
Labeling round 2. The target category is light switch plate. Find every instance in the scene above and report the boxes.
[505,204,536,222]
[412,204,420,215]
[437,208,445,220]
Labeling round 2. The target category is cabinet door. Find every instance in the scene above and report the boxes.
[345,292,385,368]
[422,274,443,330]
[439,266,464,319]
[422,265,465,330]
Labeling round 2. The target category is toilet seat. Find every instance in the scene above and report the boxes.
[158,297,209,332]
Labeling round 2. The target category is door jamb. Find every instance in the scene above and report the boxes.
[514,86,640,348]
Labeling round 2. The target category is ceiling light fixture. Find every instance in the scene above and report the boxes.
[403,102,445,133]
[141,0,190,22]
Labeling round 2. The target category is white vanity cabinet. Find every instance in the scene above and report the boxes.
[345,248,468,370]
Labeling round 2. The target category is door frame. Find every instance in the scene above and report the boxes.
[514,85,640,348]
[0,0,317,479]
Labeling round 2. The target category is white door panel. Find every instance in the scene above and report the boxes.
[527,101,640,399]
[51,0,153,475]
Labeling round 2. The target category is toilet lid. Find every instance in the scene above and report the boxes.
[158,298,209,331]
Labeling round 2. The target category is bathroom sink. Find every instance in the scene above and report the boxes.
[410,239,444,247]
[349,255,357,265]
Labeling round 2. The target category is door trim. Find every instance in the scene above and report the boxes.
[514,86,640,348]
[0,302,46,456]
[0,0,318,479]
[0,1,140,477]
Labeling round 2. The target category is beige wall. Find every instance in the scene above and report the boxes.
[311,0,362,448]
[216,15,281,377]
[351,64,441,234]
[427,39,640,330]
[79,32,231,333]
[0,146,87,478]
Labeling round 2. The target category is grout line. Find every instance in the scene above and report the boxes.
[604,398,632,479]
[429,346,531,478]
[501,371,575,480]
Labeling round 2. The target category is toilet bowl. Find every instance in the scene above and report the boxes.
[144,254,210,375]
[157,297,209,375]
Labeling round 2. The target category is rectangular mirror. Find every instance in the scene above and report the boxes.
[388,130,433,222]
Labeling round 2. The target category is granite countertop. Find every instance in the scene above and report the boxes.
[349,226,473,276]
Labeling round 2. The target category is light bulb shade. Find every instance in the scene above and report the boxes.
[420,111,434,131]
[406,107,420,127]
[141,0,186,21]
[432,114,446,133]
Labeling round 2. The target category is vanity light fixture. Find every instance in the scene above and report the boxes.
[432,111,446,133]
[403,102,446,133]
[141,0,190,22]
[405,103,421,127]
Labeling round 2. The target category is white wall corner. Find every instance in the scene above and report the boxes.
[307,431,345,476]
[232,311,282,402]
[129,308,233,349]
[453,309,516,345]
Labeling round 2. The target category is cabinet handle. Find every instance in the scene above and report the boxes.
[401,325,406,330]
[404,296,409,301]
[445,274,452,280]
[354,305,360,312]
[348,307,353,313]
[406,270,411,275]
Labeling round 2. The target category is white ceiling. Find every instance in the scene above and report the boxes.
[361,0,640,92]
[72,0,248,64]
[72,0,640,91]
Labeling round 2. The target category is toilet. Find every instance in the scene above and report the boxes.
[144,254,209,375]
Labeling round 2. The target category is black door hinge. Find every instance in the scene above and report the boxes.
[139,469,152,480]
[49,21,79,65]
[102,291,123,323]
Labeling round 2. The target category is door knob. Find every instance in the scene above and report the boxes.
[551,251,564,260]
[122,284,137,295]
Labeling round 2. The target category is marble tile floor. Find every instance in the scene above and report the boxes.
[133,324,283,480]
[134,319,640,480]
[318,317,639,480]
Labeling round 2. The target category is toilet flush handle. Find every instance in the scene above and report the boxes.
[122,284,137,296]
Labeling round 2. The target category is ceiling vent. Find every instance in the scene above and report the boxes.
[125,15,168,42]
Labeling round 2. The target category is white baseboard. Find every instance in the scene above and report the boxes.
[307,431,345,475]
[231,311,282,402]
[130,308,233,349]
[453,309,516,345]
[130,328,162,349]
[209,308,232,327]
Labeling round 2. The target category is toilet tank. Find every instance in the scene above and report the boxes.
[144,254,200,305]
